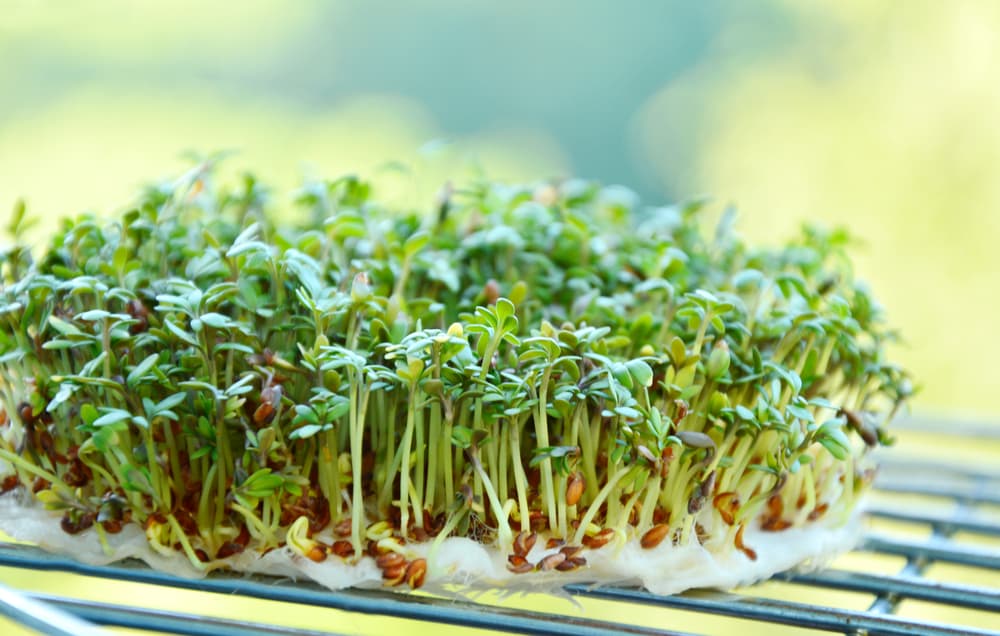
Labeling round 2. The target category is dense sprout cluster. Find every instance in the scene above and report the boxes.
[0,166,910,587]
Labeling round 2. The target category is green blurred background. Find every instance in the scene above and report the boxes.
[1,2,999,634]
[4,0,999,419]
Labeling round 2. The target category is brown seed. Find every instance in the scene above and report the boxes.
[253,401,275,425]
[652,507,670,525]
[484,279,500,305]
[1,475,18,493]
[382,563,407,585]
[565,473,585,507]
[333,519,352,537]
[570,556,587,568]
[735,524,757,561]
[761,518,792,532]
[18,402,34,424]
[101,519,123,535]
[713,492,739,526]
[405,558,427,589]
[307,545,328,563]
[507,560,534,574]
[375,552,406,570]
[545,537,565,550]
[628,503,641,525]
[555,558,579,572]
[807,503,829,522]
[538,552,566,572]
[695,523,709,545]
[331,540,355,558]
[216,541,245,559]
[529,510,548,531]
[559,545,583,559]
[513,531,537,557]
[32,477,49,494]
[582,528,614,550]
[641,524,670,549]
[508,554,529,568]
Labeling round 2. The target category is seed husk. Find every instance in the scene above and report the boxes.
[405,558,427,589]
[808,503,830,521]
[513,531,537,557]
[382,563,407,586]
[735,524,757,561]
[641,524,670,549]
[375,552,406,570]
[582,528,614,549]
[565,473,585,507]
[333,519,352,538]
[331,540,355,558]
[306,545,328,563]
[559,545,583,559]
[538,552,566,572]
[713,492,739,525]
[216,541,245,559]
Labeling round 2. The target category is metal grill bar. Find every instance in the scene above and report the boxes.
[26,592,348,636]
[783,570,1000,613]
[0,583,103,636]
[0,544,691,636]
[863,535,1000,570]
[874,480,1000,505]
[866,506,1000,536]
[564,585,995,636]
[874,458,1000,483]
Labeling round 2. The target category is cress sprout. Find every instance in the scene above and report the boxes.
[0,166,910,588]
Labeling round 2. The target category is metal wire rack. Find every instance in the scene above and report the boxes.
[1,418,998,636]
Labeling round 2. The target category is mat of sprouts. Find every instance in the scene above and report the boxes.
[0,168,910,595]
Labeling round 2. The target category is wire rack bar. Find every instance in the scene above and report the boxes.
[783,570,1000,612]
[0,582,104,636]
[863,535,1000,570]
[27,592,348,636]
[866,506,1000,537]
[0,544,692,636]
[873,480,1000,505]
[563,585,998,636]
[874,458,1000,483]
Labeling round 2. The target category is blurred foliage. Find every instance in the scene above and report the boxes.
[1,0,998,426]
[635,0,1000,419]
